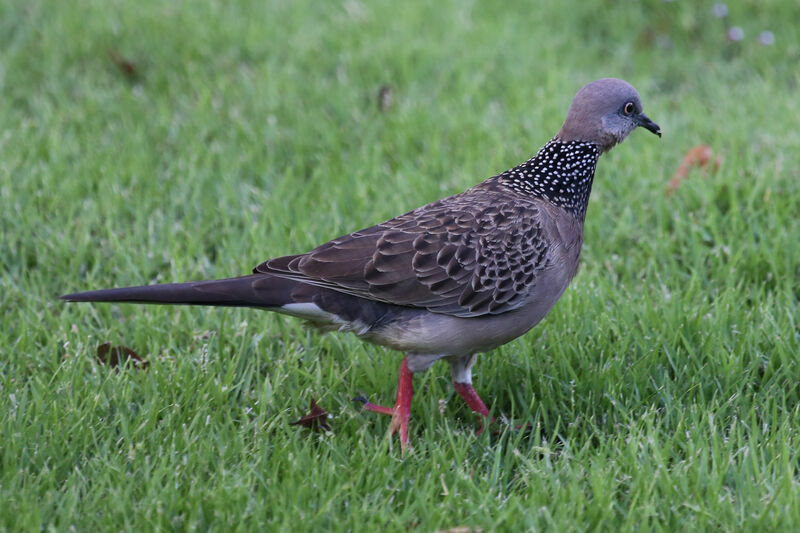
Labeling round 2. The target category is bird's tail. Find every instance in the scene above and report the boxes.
[60,274,298,309]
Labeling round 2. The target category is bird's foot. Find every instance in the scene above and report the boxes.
[353,357,414,453]
[452,382,534,435]
[452,381,495,435]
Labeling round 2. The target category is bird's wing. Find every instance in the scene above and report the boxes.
[255,186,564,318]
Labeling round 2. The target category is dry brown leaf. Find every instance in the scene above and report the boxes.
[96,342,148,369]
[109,50,139,80]
[667,144,721,194]
[290,398,332,432]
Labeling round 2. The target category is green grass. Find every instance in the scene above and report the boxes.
[2,0,799,530]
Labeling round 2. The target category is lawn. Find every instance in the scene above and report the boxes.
[1,0,799,530]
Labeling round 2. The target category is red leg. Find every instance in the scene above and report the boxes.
[357,357,414,452]
[454,382,534,434]
[453,381,494,435]
[453,381,491,418]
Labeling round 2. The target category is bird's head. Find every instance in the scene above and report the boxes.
[556,78,661,153]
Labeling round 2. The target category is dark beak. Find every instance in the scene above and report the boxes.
[637,113,661,137]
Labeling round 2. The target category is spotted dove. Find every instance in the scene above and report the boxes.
[62,78,661,451]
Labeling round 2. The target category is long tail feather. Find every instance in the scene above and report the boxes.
[60,274,297,309]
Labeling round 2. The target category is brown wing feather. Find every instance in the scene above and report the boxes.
[255,183,563,318]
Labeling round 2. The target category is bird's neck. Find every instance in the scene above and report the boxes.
[498,139,601,220]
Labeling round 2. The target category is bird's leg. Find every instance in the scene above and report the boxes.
[356,356,414,452]
[450,354,494,434]
[452,382,491,418]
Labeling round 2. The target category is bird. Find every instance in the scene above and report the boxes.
[62,78,660,452]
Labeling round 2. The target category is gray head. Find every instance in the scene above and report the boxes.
[556,78,660,153]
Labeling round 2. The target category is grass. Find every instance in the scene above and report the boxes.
[1,0,799,530]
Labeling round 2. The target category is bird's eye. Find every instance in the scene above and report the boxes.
[623,102,635,115]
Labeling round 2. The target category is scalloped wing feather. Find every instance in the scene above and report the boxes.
[255,184,573,318]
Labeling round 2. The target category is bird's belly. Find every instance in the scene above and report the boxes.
[365,264,574,357]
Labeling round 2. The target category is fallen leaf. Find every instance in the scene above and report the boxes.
[96,342,148,369]
[290,398,331,432]
[109,50,139,80]
[377,84,394,112]
[667,144,721,194]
